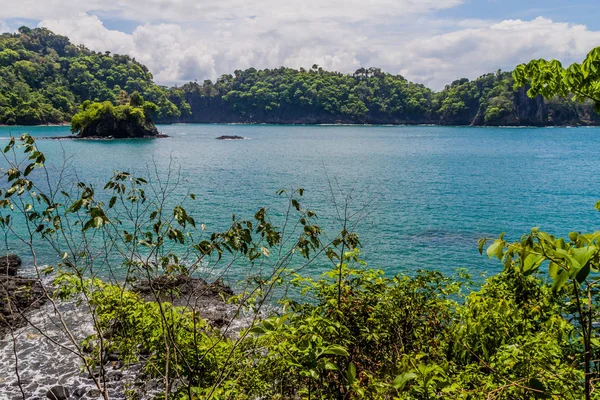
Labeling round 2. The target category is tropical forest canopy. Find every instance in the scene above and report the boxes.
[1,26,599,126]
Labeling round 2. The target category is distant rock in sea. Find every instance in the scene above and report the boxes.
[216,135,245,140]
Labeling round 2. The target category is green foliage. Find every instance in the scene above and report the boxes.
[513,47,600,112]
[482,227,600,399]
[55,275,231,389]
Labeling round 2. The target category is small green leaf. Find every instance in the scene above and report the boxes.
[346,362,357,385]
[486,240,504,260]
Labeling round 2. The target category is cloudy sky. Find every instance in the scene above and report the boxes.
[1,0,599,90]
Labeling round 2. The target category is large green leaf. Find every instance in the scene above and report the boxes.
[551,269,570,293]
[392,372,418,390]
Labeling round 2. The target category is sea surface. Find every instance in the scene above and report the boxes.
[1,124,600,281]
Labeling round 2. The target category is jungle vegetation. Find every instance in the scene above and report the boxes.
[1,26,599,126]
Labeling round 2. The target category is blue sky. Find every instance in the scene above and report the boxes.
[1,1,599,90]
[437,0,600,30]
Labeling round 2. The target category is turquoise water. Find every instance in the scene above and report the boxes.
[1,124,600,280]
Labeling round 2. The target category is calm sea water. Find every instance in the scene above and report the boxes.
[1,124,600,280]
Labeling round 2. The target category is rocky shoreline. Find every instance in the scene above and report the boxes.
[0,256,238,399]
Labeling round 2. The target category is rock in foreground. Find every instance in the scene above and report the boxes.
[133,274,234,327]
[46,385,70,400]
[0,275,46,337]
[0,254,21,276]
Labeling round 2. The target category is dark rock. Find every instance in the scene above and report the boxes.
[106,370,123,381]
[46,385,70,400]
[133,274,234,327]
[87,366,105,379]
[216,135,245,140]
[73,388,86,398]
[513,86,545,126]
[87,389,101,398]
[44,133,169,140]
[0,254,21,276]
[106,351,120,362]
[210,278,234,297]
[0,275,46,337]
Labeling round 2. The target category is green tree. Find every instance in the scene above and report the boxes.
[513,47,600,111]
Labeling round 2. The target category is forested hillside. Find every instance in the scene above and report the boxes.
[1,26,599,126]
[0,27,180,125]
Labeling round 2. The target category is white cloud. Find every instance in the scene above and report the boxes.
[0,0,463,23]
[0,1,598,90]
[41,14,134,55]
[0,21,9,34]
[390,17,600,88]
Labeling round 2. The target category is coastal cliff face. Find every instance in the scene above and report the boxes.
[470,87,600,127]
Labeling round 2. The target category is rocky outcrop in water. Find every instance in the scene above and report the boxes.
[0,255,47,337]
[216,135,245,140]
[77,110,159,138]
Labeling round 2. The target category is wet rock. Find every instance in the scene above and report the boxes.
[46,385,70,400]
[210,278,234,297]
[106,370,123,381]
[0,254,21,276]
[106,351,120,362]
[0,275,46,337]
[73,387,86,398]
[87,389,101,398]
[77,109,159,139]
[87,366,105,379]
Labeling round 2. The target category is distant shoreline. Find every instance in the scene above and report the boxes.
[1,122,599,129]
[41,133,170,140]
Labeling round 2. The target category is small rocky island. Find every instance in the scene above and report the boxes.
[64,92,164,139]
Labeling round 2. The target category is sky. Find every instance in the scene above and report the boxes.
[0,0,599,90]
